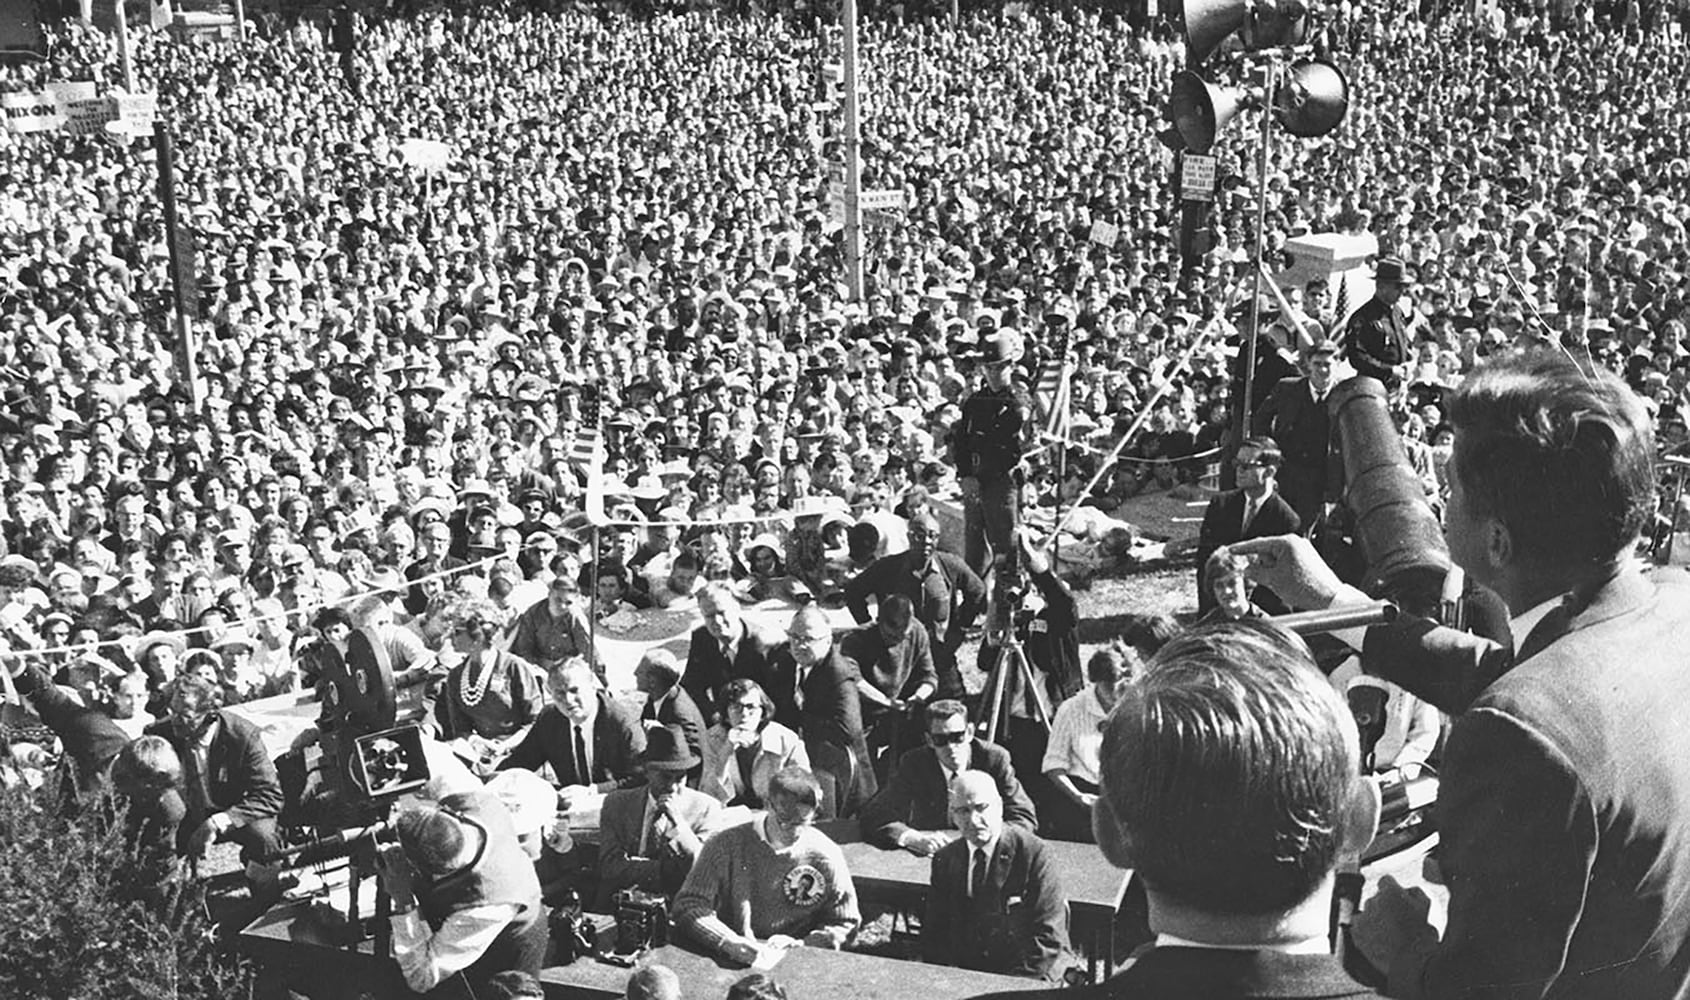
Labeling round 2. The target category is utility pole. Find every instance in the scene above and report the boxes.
[113,0,135,90]
[841,0,864,302]
[155,122,202,407]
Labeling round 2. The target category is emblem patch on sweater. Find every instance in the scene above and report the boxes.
[781,863,829,906]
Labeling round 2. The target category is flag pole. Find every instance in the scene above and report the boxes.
[1047,320,1222,543]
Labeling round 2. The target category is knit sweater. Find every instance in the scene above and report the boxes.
[672,817,860,953]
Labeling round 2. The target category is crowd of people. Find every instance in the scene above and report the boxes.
[5,0,1690,996]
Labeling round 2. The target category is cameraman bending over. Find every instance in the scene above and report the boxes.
[1236,352,1690,1000]
[379,790,547,996]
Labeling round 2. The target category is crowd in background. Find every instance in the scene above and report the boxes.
[0,0,1688,742]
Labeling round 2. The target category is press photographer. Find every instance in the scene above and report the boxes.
[975,530,1082,814]
[376,790,548,997]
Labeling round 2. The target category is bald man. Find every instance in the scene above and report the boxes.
[922,771,1069,980]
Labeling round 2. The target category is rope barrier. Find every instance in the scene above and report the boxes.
[0,550,509,663]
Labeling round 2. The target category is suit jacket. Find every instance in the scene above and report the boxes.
[498,693,647,792]
[682,619,782,723]
[145,709,283,831]
[1251,376,1342,527]
[925,825,1068,980]
[861,738,1037,847]
[767,645,876,814]
[640,685,706,774]
[1195,489,1301,613]
[14,664,129,794]
[699,721,809,807]
[1362,565,1690,1000]
[969,946,1381,999]
[595,784,723,909]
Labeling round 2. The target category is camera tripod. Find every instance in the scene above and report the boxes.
[976,632,1052,747]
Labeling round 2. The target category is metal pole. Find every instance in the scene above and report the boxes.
[113,0,136,91]
[154,121,202,406]
[1230,63,1275,482]
[232,0,247,42]
[841,0,865,302]
[1047,321,1222,541]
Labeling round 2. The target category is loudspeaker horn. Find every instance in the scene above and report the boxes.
[1275,59,1349,138]
[1167,71,1251,154]
[1182,0,1308,64]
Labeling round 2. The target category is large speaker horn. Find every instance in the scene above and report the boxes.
[1275,59,1349,138]
[1182,0,1308,64]
[1167,71,1250,154]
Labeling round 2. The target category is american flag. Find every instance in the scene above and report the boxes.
[1334,273,1350,328]
[572,385,607,523]
[569,384,603,469]
[1035,326,1073,445]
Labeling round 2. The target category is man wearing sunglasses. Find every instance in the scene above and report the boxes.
[859,700,1037,856]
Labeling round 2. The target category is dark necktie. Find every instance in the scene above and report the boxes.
[182,739,211,818]
[572,724,591,786]
[971,848,989,900]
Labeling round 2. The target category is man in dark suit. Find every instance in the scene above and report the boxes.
[1194,436,1300,614]
[147,674,283,862]
[499,658,646,799]
[1251,339,1341,528]
[970,622,1382,1000]
[682,582,781,724]
[925,771,1068,980]
[1240,352,1690,1000]
[403,517,470,616]
[10,659,129,800]
[633,649,705,784]
[1341,258,1413,389]
[860,699,1036,853]
[767,605,876,817]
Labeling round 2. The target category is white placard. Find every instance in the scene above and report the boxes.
[859,188,905,211]
[2,90,62,133]
[47,81,110,136]
[1089,220,1119,247]
[1181,153,1218,201]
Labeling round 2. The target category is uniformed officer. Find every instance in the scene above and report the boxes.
[951,329,1033,576]
[1341,257,1415,389]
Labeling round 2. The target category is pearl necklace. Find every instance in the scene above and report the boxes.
[458,652,495,708]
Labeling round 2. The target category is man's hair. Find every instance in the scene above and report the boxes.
[924,698,968,729]
[637,648,682,682]
[787,603,831,637]
[1124,613,1182,658]
[1098,620,1359,915]
[765,765,821,811]
[395,805,467,877]
[1203,547,1252,590]
[1238,436,1282,468]
[670,550,701,573]
[877,593,914,627]
[111,735,182,795]
[726,971,788,1000]
[698,580,739,610]
[1449,352,1654,569]
[624,963,681,1000]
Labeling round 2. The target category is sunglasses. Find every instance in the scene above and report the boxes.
[928,730,969,746]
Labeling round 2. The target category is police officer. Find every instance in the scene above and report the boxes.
[952,329,1033,576]
[1342,257,1415,389]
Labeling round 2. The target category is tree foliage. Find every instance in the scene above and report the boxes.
[0,786,254,1000]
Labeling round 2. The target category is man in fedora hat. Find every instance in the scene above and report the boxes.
[595,723,724,907]
[1342,257,1416,389]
